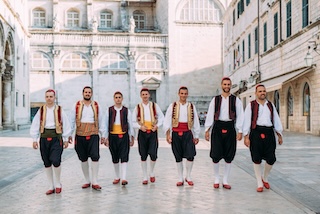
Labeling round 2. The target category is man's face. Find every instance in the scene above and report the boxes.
[221,80,231,93]
[83,88,92,101]
[114,94,123,105]
[178,89,188,102]
[140,91,150,103]
[256,86,267,101]
[45,92,55,106]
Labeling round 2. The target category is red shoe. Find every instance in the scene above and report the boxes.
[92,184,102,191]
[122,180,128,185]
[150,177,156,183]
[142,180,148,185]
[55,186,62,194]
[223,184,231,189]
[176,181,184,186]
[82,183,91,189]
[256,187,264,192]
[45,189,55,195]
[113,179,120,184]
[213,183,219,189]
[262,179,270,189]
[185,179,194,186]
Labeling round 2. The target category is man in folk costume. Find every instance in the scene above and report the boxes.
[204,77,244,189]
[69,86,103,190]
[163,86,200,186]
[30,89,71,195]
[243,84,283,192]
[132,88,164,185]
[101,91,135,185]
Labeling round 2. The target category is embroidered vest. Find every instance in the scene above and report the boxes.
[214,95,236,121]
[40,105,62,134]
[136,102,158,126]
[251,100,274,129]
[75,101,99,128]
[108,106,128,132]
[172,102,194,130]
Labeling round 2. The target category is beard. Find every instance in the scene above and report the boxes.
[223,88,230,93]
[83,96,91,101]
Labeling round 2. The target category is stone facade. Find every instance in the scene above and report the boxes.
[224,0,320,135]
[28,0,225,116]
[0,0,30,130]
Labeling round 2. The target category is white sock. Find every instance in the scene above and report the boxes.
[53,166,61,188]
[186,161,194,181]
[141,161,148,180]
[91,161,99,185]
[45,166,54,190]
[263,163,273,182]
[113,163,120,180]
[150,160,156,177]
[121,162,127,180]
[213,162,220,184]
[177,162,183,182]
[253,163,263,187]
[81,161,90,183]
[223,163,231,184]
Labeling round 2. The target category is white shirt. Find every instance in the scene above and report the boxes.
[242,100,283,136]
[132,102,164,129]
[163,102,200,139]
[100,105,134,138]
[204,95,244,133]
[30,105,71,142]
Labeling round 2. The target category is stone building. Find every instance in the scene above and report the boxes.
[28,0,226,116]
[223,0,320,134]
[0,0,30,130]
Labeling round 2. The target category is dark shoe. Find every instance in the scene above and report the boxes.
[82,183,91,189]
[176,181,184,186]
[46,189,55,195]
[223,184,231,189]
[262,179,270,189]
[142,180,148,185]
[122,180,128,185]
[150,177,156,183]
[185,179,194,186]
[92,184,102,191]
[113,179,120,184]
[256,187,264,192]
[213,183,219,189]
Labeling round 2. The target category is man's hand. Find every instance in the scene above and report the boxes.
[205,131,210,141]
[32,142,38,149]
[151,125,158,132]
[237,133,243,141]
[68,136,73,144]
[130,136,134,147]
[105,138,110,147]
[140,125,147,132]
[244,135,250,147]
[193,138,199,145]
[63,141,69,149]
[166,130,172,144]
[277,133,283,145]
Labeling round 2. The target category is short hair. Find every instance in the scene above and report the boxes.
[140,88,149,94]
[178,86,188,93]
[255,84,265,92]
[114,91,123,97]
[45,89,55,96]
[221,77,231,84]
[83,86,92,93]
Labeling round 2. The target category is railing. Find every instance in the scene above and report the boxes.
[30,32,168,48]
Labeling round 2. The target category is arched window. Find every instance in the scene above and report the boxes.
[303,83,310,116]
[100,10,113,28]
[62,53,89,70]
[287,87,293,116]
[179,0,221,22]
[100,53,127,70]
[33,8,46,27]
[274,90,280,114]
[67,9,80,27]
[31,52,51,69]
[133,10,145,29]
[137,54,163,70]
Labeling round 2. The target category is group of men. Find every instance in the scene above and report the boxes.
[30,77,283,195]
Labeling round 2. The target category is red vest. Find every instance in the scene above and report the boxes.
[251,100,274,129]
[214,95,236,121]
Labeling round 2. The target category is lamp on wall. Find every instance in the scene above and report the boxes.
[51,49,60,57]
[305,48,313,67]
[248,70,260,83]
[305,40,320,67]
[90,50,99,56]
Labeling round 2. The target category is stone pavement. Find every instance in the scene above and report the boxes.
[0,129,320,214]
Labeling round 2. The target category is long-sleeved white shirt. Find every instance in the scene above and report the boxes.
[204,95,244,133]
[69,101,103,135]
[163,102,200,139]
[100,105,134,138]
[132,102,164,129]
[30,105,71,142]
[242,100,283,136]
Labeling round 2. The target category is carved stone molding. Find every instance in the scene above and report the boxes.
[3,64,13,81]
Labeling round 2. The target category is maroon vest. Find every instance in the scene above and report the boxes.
[214,95,236,121]
[108,106,128,132]
[250,100,274,129]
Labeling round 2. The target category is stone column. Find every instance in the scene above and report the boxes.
[0,59,6,129]
[128,50,136,109]
[90,49,99,100]
[2,63,14,127]
[120,0,128,31]
[52,49,60,104]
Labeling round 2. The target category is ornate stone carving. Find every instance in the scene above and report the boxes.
[0,59,6,75]
[3,64,13,81]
